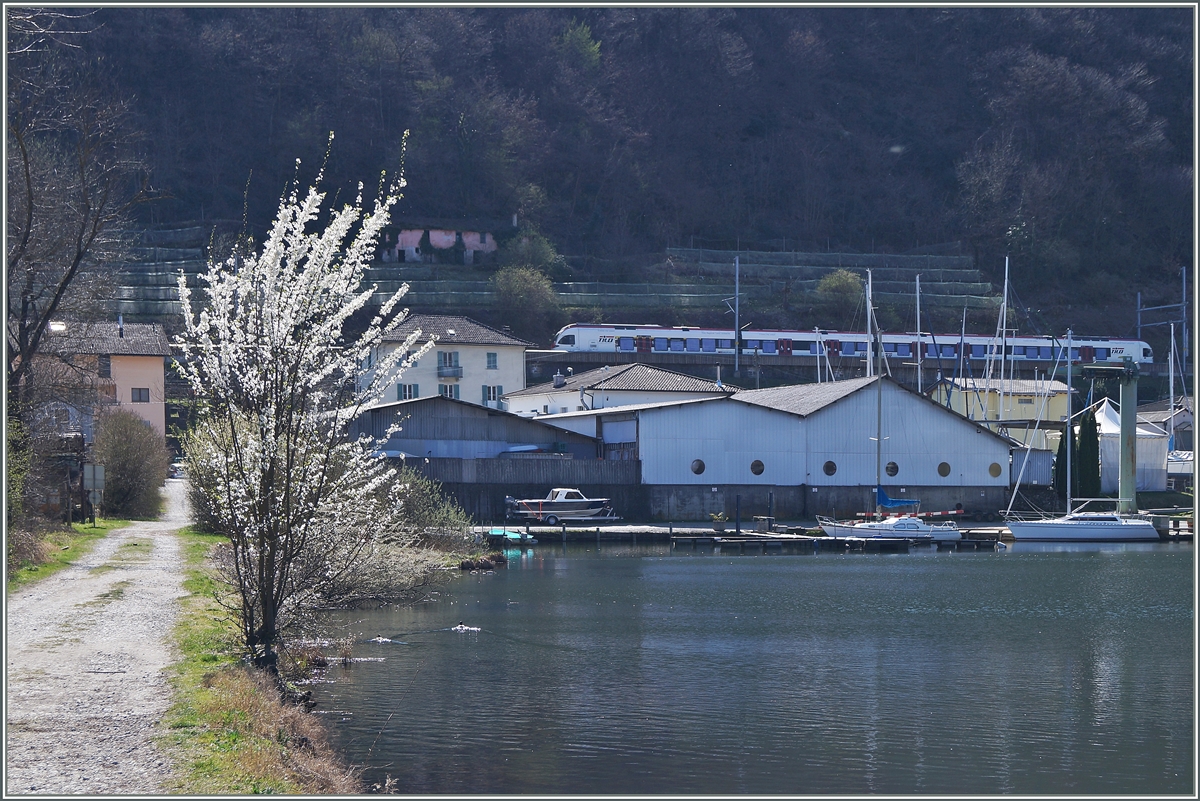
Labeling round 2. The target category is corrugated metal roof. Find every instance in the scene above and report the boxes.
[507,362,737,397]
[944,377,1070,394]
[535,395,723,420]
[732,376,875,417]
[41,321,171,357]
[382,314,533,347]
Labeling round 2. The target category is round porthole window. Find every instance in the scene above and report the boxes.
[989,462,1002,478]
[885,461,899,477]
[938,462,951,477]
[691,459,705,475]
[750,460,765,475]
[823,460,837,476]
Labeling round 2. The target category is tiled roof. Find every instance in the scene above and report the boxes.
[732,376,875,417]
[41,321,171,357]
[382,314,533,347]
[506,363,737,397]
[1138,395,1193,414]
[944,377,1071,395]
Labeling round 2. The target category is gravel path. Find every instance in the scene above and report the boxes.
[6,479,191,795]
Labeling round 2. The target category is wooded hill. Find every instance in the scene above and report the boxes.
[66,7,1194,345]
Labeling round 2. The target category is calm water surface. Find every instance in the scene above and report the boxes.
[312,541,1193,795]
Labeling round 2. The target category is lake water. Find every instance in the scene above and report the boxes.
[311,541,1193,795]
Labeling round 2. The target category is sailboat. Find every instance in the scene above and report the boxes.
[1005,329,1160,542]
[816,272,961,542]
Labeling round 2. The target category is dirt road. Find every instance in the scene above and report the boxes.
[6,480,190,795]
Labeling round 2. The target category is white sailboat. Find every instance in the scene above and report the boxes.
[816,271,961,542]
[1005,329,1160,542]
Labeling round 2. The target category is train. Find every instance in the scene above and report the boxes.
[550,323,1154,366]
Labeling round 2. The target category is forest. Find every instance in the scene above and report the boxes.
[15,7,1196,341]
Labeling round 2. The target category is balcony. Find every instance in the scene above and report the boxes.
[437,365,463,379]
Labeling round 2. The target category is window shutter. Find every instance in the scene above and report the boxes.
[412,384,418,398]
[483,385,489,404]
[497,385,502,398]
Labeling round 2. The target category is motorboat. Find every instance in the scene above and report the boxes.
[817,514,962,542]
[1005,512,1161,542]
[504,488,617,526]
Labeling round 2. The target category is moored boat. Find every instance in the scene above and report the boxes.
[817,514,962,542]
[1005,512,1160,542]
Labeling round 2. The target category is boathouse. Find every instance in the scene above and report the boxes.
[540,376,1014,521]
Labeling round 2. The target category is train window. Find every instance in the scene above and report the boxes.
[654,337,668,351]
[617,337,635,351]
[745,339,761,350]
[1011,346,1024,356]
[1095,348,1109,360]
[895,344,911,357]
[762,341,776,354]
[940,345,955,358]
[686,338,700,352]
[798,341,816,354]
[926,344,938,358]
[883,343,896,353]
[1143,347,1152,359]
[971,345,986,358]
[669,338,685,351]
[559,334,576,346]
[701,338,716,352]
[719,339,733,349]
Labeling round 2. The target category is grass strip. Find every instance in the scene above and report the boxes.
[160,526,360,795]
[6,519,131,593]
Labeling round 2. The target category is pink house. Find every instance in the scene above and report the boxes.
[38,320,171,442]
[378,215,516,265]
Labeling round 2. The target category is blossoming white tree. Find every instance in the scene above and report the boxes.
[176,150,432,671]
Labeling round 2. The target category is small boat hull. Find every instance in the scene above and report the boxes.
[817,516,962,542]
[1006,514,1161,542]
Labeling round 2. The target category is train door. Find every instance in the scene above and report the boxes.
[777,338,793,356]
[634,336,652,353]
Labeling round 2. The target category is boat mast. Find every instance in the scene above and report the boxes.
[734,255,740,375]
[866,270,873,378]
[1169,322,1176,449]
[916,274,922,394]
[870,271,883,520]
[1066,328,1073,515]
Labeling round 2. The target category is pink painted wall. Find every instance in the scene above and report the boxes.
[111,355,166,439]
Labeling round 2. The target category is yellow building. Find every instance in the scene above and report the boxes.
[933,377,1072,449]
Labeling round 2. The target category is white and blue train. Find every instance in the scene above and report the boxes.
[551,323,1154,366]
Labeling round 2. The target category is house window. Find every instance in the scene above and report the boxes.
[438,351,459,367]
[131,387,150,403]
[438,383,460,399]
[98,354,111,379]
[487,352,498,370]
[398,384,419,400]
[483,385,503,403]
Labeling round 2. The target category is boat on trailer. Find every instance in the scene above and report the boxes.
[505,488,618,526]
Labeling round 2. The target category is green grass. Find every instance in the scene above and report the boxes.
[160,526,358,795]
[7,519,131,592]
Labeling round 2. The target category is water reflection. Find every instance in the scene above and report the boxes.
[312,542,1192,795]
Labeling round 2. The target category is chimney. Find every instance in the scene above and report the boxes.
[118,314,124,339]
[553,371,566,388]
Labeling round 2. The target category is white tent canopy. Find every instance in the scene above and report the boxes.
[1091,398,1169,493]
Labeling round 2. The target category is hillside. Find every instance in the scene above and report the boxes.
[37,7,1194,350]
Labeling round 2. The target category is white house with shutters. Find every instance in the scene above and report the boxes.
[364,314,531,409]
